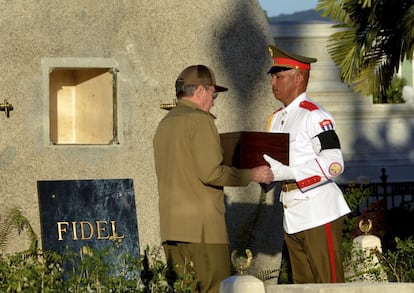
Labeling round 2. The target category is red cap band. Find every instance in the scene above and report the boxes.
[272,57,311,70]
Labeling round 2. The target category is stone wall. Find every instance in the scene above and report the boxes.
[0,0,284,279]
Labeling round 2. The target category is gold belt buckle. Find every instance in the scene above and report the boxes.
[282,181,297,192]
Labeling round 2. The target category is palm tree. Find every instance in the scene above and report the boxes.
[317,0,414,103]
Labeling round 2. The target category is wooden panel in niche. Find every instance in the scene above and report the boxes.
[49,68,115,144]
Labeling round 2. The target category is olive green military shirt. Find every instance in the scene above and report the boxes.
[153,99,252,244]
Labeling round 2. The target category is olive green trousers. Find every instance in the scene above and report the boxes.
[163,240,231,293]
[285,216,346,283]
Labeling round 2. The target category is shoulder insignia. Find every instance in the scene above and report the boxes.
[266,108,284,131]
[299,100,319,111]
[329,162,343,176]
[319,119,334,131]
[266,109,280,131]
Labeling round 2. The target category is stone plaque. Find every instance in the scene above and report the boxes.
[37,179,139,266]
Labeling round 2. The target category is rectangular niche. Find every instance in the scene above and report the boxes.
[49,67,118,145]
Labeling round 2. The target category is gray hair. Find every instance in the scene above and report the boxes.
[176,84,199,98]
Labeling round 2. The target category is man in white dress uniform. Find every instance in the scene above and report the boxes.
[264,44,351,283]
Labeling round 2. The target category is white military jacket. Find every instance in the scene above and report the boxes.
[267,93,351,234]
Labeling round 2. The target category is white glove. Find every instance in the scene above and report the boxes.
[263,154,294,181]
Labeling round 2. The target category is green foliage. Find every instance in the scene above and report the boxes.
[341,182,371,242]
[379,237,414,282]
[0,250,64,292]
[373,76,407,104]
[0,244,195,292]
[342,181,371,212]
[277,246,292,284]
[345,236,414,282]
[340,182,414,282]
[340,182,374,281]
[62,245,141,292]
[139,246,196,293]
[316,0,414,102]
[0,208,65,292]
[275,181,414,284]
[0,209,194,292]
[0,208,37,254]
[344,244,388,282]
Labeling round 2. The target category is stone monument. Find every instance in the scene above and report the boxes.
[0,0,282,284]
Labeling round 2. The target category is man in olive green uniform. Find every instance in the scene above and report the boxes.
[153,64,273,293]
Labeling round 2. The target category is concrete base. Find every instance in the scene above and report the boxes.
[266,283,414,293]
[220,275,265,293]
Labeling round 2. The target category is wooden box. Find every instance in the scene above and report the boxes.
[220,131,289,168]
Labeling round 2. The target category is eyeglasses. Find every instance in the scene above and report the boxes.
[206,86,219,99]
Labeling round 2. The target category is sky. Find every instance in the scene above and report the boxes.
[258,0,319,17]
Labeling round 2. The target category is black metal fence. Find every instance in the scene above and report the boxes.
[338,168,414,249]
[369,181,414,209]
[339,168,414,213]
